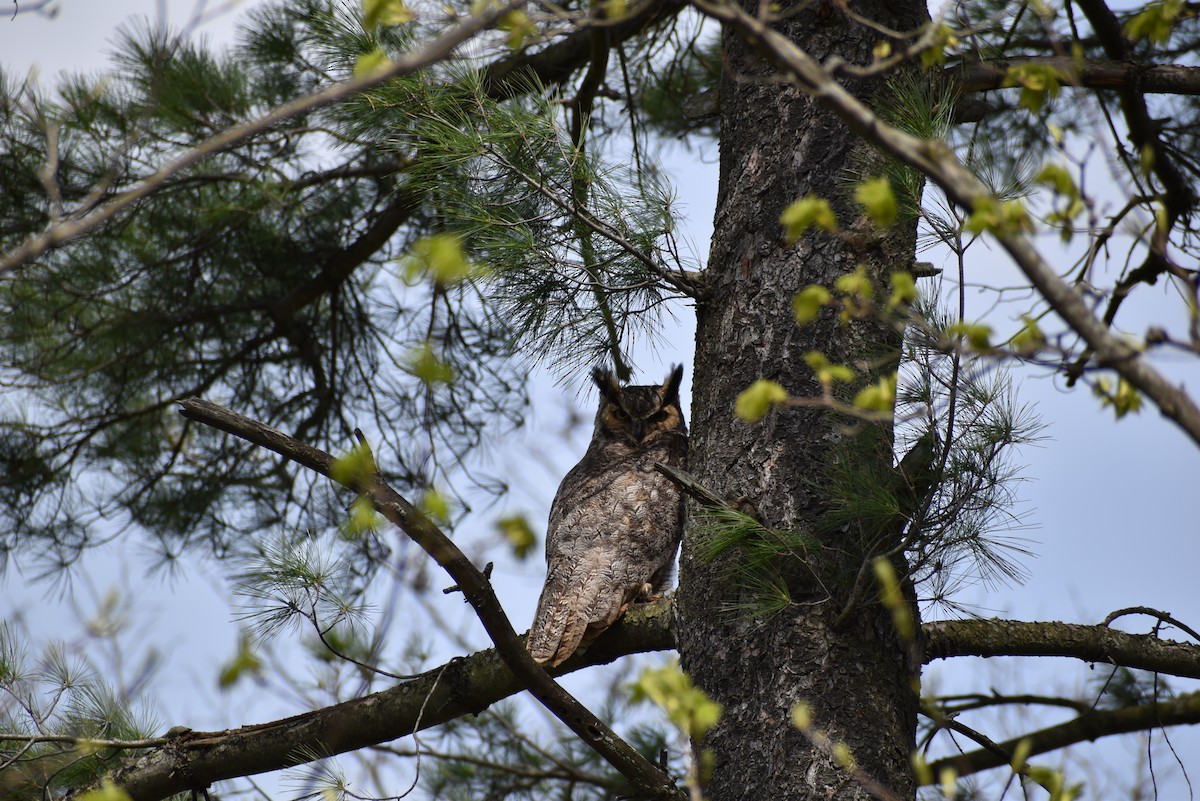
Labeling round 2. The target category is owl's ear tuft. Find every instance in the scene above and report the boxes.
[661,365,684,404]
[592,367,622,402]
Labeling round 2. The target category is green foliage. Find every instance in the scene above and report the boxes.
[793,285,833,324]
[635,31,721,139]
[898,295,1043,612]
[872,558,914,639]
[404,342,456,386]
[218,635,264,688]
[362,0,413,29]
[854,176,898,227]
[853,372,897,413]
[232,530,374,642]
[817,291,1043,614]
[1093,375,1143,419]
[402,234,483,287]
[964,196,1032,235]
[418,486,453,526]
[330,442,379,487]
[354,46,392,77]
[945,321,995,353]
[630,660,722,740]
[495,514,537,560]
[692,505,820,622]
[1002,63,1065,112]
[0,0,527,572]
[846,71,955,225]
[919,24,959,68]
[387,72,688,377]
[734,379,789,422]
[886,271,917,313]
[804,351,856,388]
[0,622,159,799]
[76,780,134,801]
[780,196,838,242]
[1124,0,1185,44]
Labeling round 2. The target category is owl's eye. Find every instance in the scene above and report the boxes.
[649,409,669,422]
[610,407,628,420]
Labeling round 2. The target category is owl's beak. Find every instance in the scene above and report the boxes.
[633,420,646,441]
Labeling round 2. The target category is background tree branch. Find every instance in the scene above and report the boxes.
[928,690,1200,777]
[924,618,1200,679]
[952,57,1200,96]
[45,588,1200,799]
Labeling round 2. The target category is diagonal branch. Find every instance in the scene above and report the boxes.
[691,0,1200,449]
[52,595,1200,799]
[927,690,1200,778]
[174,398,681,801]
[80,597,673,801]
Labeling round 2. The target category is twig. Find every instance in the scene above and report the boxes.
[652,463,730,509]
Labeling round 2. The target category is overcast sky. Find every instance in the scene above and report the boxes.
[3,1,1200,797]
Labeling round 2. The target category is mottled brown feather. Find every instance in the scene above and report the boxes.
[527,366,687,667]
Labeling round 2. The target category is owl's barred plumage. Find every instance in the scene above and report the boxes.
[527,366,688,667]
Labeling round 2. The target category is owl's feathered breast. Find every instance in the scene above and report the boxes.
[545,433,687,568]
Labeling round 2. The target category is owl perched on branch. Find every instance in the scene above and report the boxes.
[527,366,688,667]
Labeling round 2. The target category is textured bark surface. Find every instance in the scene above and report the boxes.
[678,2,927,799]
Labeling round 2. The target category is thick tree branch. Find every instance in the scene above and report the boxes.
[953,57,1200,96]
[692,0,1200,449]
[64,587,1200,798]
[87,598,672,801]
[928,690,1200,777]
[924,618,1200,680]
[480,0,687,98]
[173,398,680,801]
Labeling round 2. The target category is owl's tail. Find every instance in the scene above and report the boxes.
[527,569,627,668]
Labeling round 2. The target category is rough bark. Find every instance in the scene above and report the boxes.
[677,2,927,799]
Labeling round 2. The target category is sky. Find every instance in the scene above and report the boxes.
[3,1,1200,798]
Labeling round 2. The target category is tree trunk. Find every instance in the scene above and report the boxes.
[678,2,927,799]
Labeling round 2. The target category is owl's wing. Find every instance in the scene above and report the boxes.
[526,554,637,667]
[528,461,677,667]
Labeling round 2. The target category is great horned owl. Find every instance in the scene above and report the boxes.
[527,365,688,667]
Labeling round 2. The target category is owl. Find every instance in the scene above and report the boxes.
[527,365,688,667]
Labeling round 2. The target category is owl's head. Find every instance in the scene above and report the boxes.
[590,365,686,448]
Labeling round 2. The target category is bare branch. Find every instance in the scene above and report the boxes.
[928,690,1200,778]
